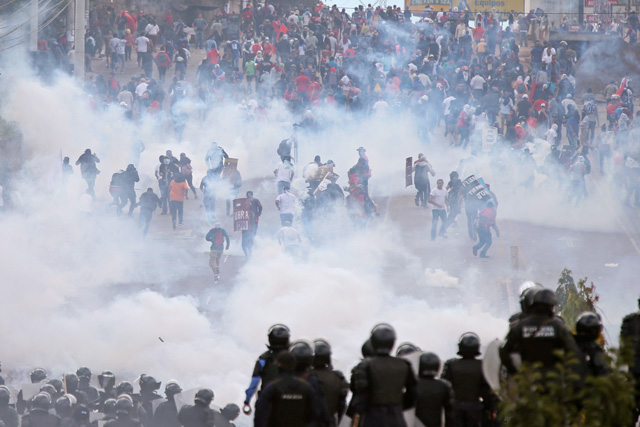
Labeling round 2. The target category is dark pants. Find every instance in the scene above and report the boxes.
[158,65,167,81]
[465,204,477,240]
[138,207,153,236]
[242,226,257,258]
[169,200,183,228]
[159,180,169,214]
[447,202,461,227]
[120,189,136,216]
[280,213,294,225]
[431,209,447,240]
[185,175,197,198]
[473,227,492,256]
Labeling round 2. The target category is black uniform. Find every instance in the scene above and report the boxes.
[244,350,284,404]
[415,377,454,427]
[351,355,417,427]
[500,313,581,374]
[441,358,492,427]
[21,408,61,427]
[104,416,142,427]
[621,309,640,424]
[312,367,349,426]
[177,402,215,427]
[574,336,609,377]
[154,399,179,427]
[0,404,19,427]
[254,373,319,427]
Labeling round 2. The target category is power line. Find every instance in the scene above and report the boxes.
[0,0,73,51]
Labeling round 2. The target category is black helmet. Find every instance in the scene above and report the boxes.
[290,341,314,371]
[532,288,557,307]
[419,352,441,377]
[48,379,63,394]
[39,384,57,400]
[54,394,77,415]
[98,371,116,389]
[576,312,603,341]
[139,375,161,392]
[30,368,47,383]
[361,339,375,358]
[164,380,182,397]
[370,323,396,355]
[64,374,79,393]
[194,389,214,405]
[116,381,134,397]
[519,282,543,313]
[313,339,332,367]
[396,342,421,356]
[268,324,291,350]
[76,367,91,379]
[457,332,481,357]
[103,398,117,415]
[32,392,52,410]
[221,403,240,421]
[0,386,10,404]
[115,395,134,415]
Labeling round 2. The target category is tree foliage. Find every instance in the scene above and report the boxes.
[555,268,600,332]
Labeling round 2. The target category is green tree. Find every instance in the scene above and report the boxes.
[555,268,600,332]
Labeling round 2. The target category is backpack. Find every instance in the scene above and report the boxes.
[516,82,526,94]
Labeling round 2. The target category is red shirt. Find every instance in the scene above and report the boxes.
[295,74,311,92]
[263,43,274,55]
[473,26,485,41]
[207,48,220,65]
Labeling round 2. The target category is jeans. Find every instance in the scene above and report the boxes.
[520,30,528,47]
[473,227,492,256]
[138,208,153,237]
[431,209,447,240]
[119,189,136,216]
[169,200,184,227]
[242,226,257,258]
[280,213,294,225]
[159,180,169,214]
[196,30,204,49]
[209,249,222,275]
[277,180,289,194]
[587,120,596,144]
[416,188,427,206]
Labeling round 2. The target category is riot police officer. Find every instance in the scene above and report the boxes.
[290,340,331,425]
[395,343,422,357]
[138,374,162,422]
[500,288,581,375]
[254,351,320,427]
[350,323,417,427]
[76,367,99,403]
[177,389,216,427]
[97,372,117,411]
[0,385,18,427]
[243,324,291,414]
[154,380,182,427]
[105,395,142,427]
[574,312,608,377]
[621,295,640,425]
[18,368,48,415]
[508,282,544,325]
[346,339,376,425]
[441,333,493,427]
[311,339,349,427]
[415,352,454,427]
[21,392,61,427]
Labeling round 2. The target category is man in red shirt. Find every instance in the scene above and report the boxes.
[473,23,485,42]
[295,70,311,103]
[263,37,274,59]
[207,46,220,65]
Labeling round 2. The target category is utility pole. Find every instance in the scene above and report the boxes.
[30,0,38,50]
[73,0,85,79]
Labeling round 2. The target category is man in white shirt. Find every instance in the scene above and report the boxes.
[429,179,449,240]
[275,186,298,225]
[135,78,148,98]
[135,34,150,68]
[274,156,294,194]
[277,221,301,255]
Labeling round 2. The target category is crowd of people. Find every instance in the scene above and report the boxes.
[0,287,638,427]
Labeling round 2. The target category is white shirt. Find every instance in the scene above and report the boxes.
[276,191,298,214]
[430,187,448,210]
[278,226,301,247]
[372,100,389,116]
[135,82,148,97]
[146,23,159,36]
[470,75,486,90]
[275,162,293,182]
[116,39,126,55]
[136,36,150,52]
[443,96,456,115]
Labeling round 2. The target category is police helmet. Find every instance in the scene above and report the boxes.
[313,339,332,367]
[30,368,47,383]
[76,367,91,379]
[532,288,557,307]
[39,384,57,400]
[419,352,441,377]
[268,324,291,350]
[115,395,134,414]
[165,380,182,397]
[103,399,117,414]
[139,375,161,392]
[361,339,375,358]
[519,282,544,313]
[54,394,77,414]
[221,403,240,420]
[0,386,10,403]
[48,379,63,394]
[116,381,134,397]
[370,323,396,355]
[576,312,603,341]
[396,342,421,356]
[290,341,314,371]
[457,332,481,357]
[64,374,79,392]
[31,393,52,410]
[98,371,116,389]
[194,389,214,405]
